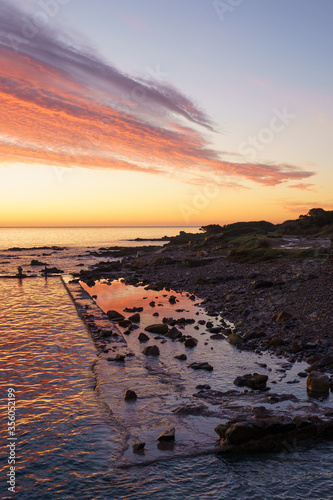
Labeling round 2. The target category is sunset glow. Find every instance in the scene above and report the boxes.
[1,1,333,226]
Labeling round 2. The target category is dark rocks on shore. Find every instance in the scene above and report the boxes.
[227,333,242,346]
[144,323,169,335]
[234,373,268,390]
[128,313,140,323]
[175,354,187,361]
[189,362,213,371]
[132,442,145,453]
[157,428,175,442]
[165,327,182,340]
[142,345,160,356]
[138,332,149,343]
[184,337,198,348]
[118,319,132,328]
[124,389,138,401]
[215,415,333,453]
[107,310,125,321]
[124,306,143,313]
[306,371,330,393]
[30,259,47,266]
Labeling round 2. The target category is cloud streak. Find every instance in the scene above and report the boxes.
[0,1,315,187]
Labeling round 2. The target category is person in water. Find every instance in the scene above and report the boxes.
[17,266,23,277]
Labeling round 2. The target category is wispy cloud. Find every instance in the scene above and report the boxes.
[0,1,315,187]
[280,201,333,214]
[287,183,316,191]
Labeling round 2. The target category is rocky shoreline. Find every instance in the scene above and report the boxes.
[77,235,333,375]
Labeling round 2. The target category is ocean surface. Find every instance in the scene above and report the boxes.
[0,227,333,499]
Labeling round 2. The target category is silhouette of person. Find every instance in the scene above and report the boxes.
[17,266,23,277]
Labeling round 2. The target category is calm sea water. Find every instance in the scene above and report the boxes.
[1,228,333,499]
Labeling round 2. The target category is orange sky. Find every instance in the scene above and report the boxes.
[1,1,332,226]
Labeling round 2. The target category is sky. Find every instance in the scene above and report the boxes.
[0,0,332,226]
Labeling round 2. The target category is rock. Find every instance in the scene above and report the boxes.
[276,311,293,322]
[307,371,330,393]
[128,313,140,323]
[298,371,308,378]
[175,354,187,360]
[124,306,143,313]
[234,373,268,390]
[149,301,155,307]
[118,319,132,328]
[184,337,198,348]
[132,442,145,453]
[31,259,47,266]
[144,323,168,335]
[189,362,213,371]
[165,327,182,340]
[196,384,211,390]
[198,320,206,325]
[227,333,242,346]
[142,345,160,356]
[210,334,224,340]
[107,310,125,321]
[169,295,177,304]
[254,280,274,289]
[138,332,149,343]
[208,327,223,334]
[157,428,175,442]
[124,389,137,401]
[269,337,285,347]
[206,321,214,328]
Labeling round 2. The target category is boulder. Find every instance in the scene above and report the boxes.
[175,354,187,361]
[124,390,137,401]
[142,345,160,356]
[128,313,140,323]
[227,333,242,346]
[189,362,213,371]
[132,442,145,452]
[184,337,198,348]
[107,310,124,321]
[169,295,177,304]
[157,428,175,442]
[138,332,149,343]
[165,327,182,340]
[307,371,330,393]
[144,323,168,335]
[234,373,268,390]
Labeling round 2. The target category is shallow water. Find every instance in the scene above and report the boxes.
[0,278,333,498]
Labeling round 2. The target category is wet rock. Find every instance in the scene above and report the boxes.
[132,442,145,453]
[165,327,182,340]
[196,384,211,390]
[153,312,159,317]
[124,306,143,313]
[138,332,149,343]
[157,427,175,442]
[307,371,330,393]
[144,323,168,335]
[175,354,187,361]
[208,326,223,334]
[172,403,209,416]
[118,319,132,328]
[210,334,225,340]
[149,301,156,307]
[142,345,160,356]
[215,416,333,453]
[206,321,214,329]
[189,362,213,371]
[169,295,177,304]
[124,390,137,401]
[234,373,268,390]
[107,310,125,321]
[198,320,206,325]
[31,259,47,266]
[184,337,198,348]
[298,371,308,378]
[128,313,140,323]
[227,333,242,346]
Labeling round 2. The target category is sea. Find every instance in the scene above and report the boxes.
[0,227,333,500]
